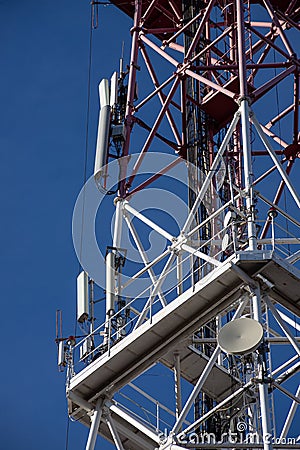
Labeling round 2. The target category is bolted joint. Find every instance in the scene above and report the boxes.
[113,196,122,206]
[130,26,142,35]
[267,206,278,219]
[237,95,252,106]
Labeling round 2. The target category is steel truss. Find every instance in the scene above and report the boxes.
[65,1,300,450]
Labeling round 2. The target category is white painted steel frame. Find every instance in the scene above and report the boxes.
[69,254,300,449]
[71,1,300,448]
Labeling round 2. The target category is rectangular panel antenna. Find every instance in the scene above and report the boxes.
[110,71,118,106]
[58,341,65,367]
[77,271,89,323]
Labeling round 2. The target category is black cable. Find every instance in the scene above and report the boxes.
[66,12,95,450]
[75,6,94,340]
[65,415,70,450]
[78,5,94,275]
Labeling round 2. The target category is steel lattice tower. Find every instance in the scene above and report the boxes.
[61,1,300,450]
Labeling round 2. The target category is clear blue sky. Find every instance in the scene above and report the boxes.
[1,1,299,449]
[0,1,129,448]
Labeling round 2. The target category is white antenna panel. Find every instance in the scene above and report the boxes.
[217,317,263,355]
[215,157,226,191]
[221,233,230,252]
[99,78,110,108]
[106,251,116,316]
[58,341,65,367]
[94,79,111,182]
[77,271,89,323]
[110,71,118,106]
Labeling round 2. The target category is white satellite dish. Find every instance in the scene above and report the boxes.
[224,210,236,228]
[217,317,263,355]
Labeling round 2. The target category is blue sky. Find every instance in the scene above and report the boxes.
[0,1,127,448]
[1,1,299,449]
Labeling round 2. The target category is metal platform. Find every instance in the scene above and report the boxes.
[109,0,300,31]
[201,77,255,132]
[67,251,300,408]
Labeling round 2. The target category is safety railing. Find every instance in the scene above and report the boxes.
[67,195,300,380]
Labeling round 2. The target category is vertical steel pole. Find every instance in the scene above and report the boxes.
[113,199,123,249]
[89,279,95,356]
[174,352,182,421]
[236,0,257,251]
[85,399,103,450]
[176,254,183,296]
[106,251,116,317]
[252,288,273,450]
[110,199,124,342]
[119,0,142,197]
[113,199,123,310]
[293,71,299,144]
[89,279,95,335]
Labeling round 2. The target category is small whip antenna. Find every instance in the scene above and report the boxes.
[119,41,125,76]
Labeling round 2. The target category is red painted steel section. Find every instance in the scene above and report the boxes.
[110,0,300,32]
[106,0,300,226]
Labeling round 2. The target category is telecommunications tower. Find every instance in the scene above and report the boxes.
[59,1,300,449]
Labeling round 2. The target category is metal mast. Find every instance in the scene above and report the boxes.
[62,1,300,450]
[183,0,217,431]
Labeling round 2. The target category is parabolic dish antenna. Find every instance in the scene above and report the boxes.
[224,210,236,228]
[217,317,263,355]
